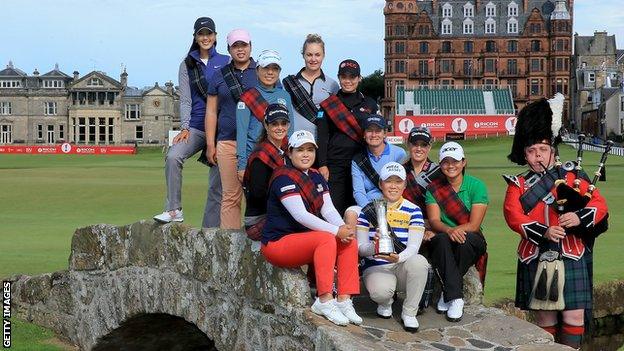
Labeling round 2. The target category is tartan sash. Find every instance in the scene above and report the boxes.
[244,141,285,186]
[320,95,363,143]
[283,75,318,122]
[428,177,488,286]
[361,202,407,253]
[239,88,269,122]
[353,149,380,188]
[270,166,324,216]
[403,160,441,213]
[519,168,563,215]
[221,64,244,101]
[185,56,210,99]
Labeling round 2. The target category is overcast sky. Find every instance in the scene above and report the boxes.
[2,0,622,88]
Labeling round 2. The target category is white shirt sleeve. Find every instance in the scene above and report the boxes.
[398,226,425,263]
[281,194,339,235]
[357,224,376,257]
[320,192,345,226]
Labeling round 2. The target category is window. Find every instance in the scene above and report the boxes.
[507,19,518,33]
[463,19,474,34]
[485,18,496,34]
[37,124,43,140]
[44,102,57,115]
[47,125,55,143]
[554,39,568,51]
[530,79,542,95]
[507,40,518,52]
[59,124,64,140]
[419,80,428,88]
[508,79,518,97]
[442,3,452,17]
[135,125,144,140]
[394,25,406,36]
[99,118,107,143]
[588,72,595,83]
[441,41,452,53]
[463,3,474,17]
[419,42,429,53]
[43,80,64,88]
[620,96,624,112]
[108,118,114,143]
[395,42,405,54]
[125,104,141,120]
[530,23,541,33]
[486,2,496,17]
[485,40,497,52]
[552,78,568,94]
[386,25,393,36]
[441,60,453,73]
[0,102,11,115]
[485,59,496,73]
[531,40,541,52]
[0,124,12,144]
[87,77,103,86]
[441,19,452,35]
[463,60,473,75]
[507,59,518,74]
[88,117,96,143]
[508,1,518,16]
[464,41,474,53]
[394,60,406,73]
[553,58,568,71]
[0,80,21,88]
[418,25,430,35]
[418,60,429,75]
[531,59,542,72]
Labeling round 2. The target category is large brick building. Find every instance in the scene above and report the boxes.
[382,0,573,121]
[0,62,179,145]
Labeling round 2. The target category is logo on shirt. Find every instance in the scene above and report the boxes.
[277,98,287,106]
[213,65,221,69]
[280,184,296,193]
[237,101,246,109]
[317,184,324,193]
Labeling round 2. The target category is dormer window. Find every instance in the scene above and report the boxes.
[485,18,496,34]
[508,1,518,16]
[0,80,21,88]
[442,3,453,17]
[507,18,518,33]
[441,19,452,35]
[463,3,474,17]
[486,2,496,17]
[463,18,474,34]
[43,80,64,88]
[87,77,103,86]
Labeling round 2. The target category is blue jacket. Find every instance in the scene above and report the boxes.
[236,84,294,171]
[351,142,407,207]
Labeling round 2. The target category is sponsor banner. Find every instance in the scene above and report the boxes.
[0,143,136,155]
[445,133,465,141]
[394,115,516,138]
[386,136,404,145]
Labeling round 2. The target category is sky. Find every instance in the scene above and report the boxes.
[1,0,623,89]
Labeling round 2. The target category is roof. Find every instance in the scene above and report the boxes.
[574,32,617,57]
[0,61,27,78]
[601,87,620,102]
[41,64,71,78]
[406,0,562,37]
[617,49,624,64]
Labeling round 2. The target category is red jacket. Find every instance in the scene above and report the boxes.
[503,171,608,263]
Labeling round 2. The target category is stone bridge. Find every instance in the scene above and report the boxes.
[9,221,570,350]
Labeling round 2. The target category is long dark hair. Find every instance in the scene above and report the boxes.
[185,35,217,67]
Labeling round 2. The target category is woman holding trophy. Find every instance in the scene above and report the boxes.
[261,130,362,327]
[356,162,429,332]
[425,142,489,322]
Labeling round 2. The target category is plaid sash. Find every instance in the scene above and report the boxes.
[361,202,407,253]
[403,160,441,215]
[239,88,268,122]
[283,75,318,122]
[519,168,563,214]
[270,166,324,216]
[244,140,285,186]
[428,177,488,286]
[185,56,210,99]
[353,149,380,188]
[221,64,244,101]
[320,95,363,143]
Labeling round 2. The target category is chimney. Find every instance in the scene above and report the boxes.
[73,71,80,80]
[165,81,174,95]
[7,60,14,69]
[120,68,128,88]
[523,0,528,12]
[475,0,481,12]
[432,0,438,14]
[33,69,39,76]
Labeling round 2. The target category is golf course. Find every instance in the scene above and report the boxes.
[1,136,622,349]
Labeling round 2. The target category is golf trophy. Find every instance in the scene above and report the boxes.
[374,199,395,255]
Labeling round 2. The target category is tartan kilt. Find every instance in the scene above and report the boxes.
[515,253,592,311]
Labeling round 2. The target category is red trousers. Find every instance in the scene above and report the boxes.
[261,231,360,296]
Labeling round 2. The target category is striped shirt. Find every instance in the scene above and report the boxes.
[357,198,425,269]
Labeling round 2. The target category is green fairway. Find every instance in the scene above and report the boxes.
[1,138,623,306]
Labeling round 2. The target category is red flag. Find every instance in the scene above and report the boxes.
[428,58,435,64]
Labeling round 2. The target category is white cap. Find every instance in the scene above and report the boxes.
[288,130,317,149]
[439,141,465,161]
[379,162,406,181]
[257,49,281,68]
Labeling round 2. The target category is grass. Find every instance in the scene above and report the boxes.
[1,137,623,348]
[5,319,72,351]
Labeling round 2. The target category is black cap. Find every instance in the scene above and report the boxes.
[408,126,432,144]
[338,59,360,76]
[364,115,386,130]
[194,17,215,35]
[264,103,290,124]
[508,98,559,165]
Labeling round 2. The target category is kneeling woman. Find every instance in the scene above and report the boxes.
[425,142,488,322]
[357,162,429,332]
[242,103,290,240]
[261,130,362,326]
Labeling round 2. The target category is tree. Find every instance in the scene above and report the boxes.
[359,69,384,103]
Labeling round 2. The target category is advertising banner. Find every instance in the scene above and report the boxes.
[393,115,516,138]
[0,143,136,155]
